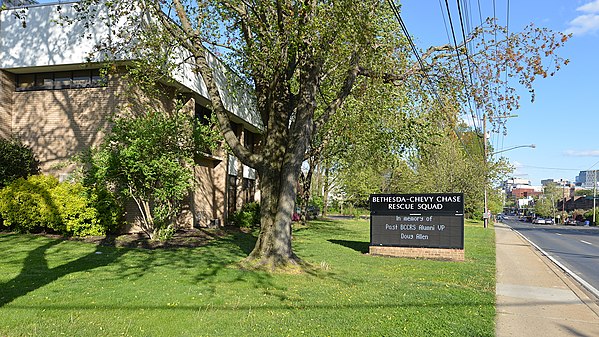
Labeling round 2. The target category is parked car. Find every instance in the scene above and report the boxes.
[533,218,546,224]
[545,218,554,225]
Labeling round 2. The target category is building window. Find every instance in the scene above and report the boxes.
[16,73,34,91]
[16,69,106,91]
[195,104,212,125]
[244,130,255,152]
[35,72,53,90]
[243,178,256,204]
[228,174,238,217]
[54,71,72,89]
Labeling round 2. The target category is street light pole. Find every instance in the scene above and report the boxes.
[482,114,532,228]
[492,144,537,155]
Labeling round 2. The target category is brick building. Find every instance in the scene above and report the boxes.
[510,187,542,199]
[0,2,261,230]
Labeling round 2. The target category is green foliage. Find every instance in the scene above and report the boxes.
[50,180,120,236]
[66,0,568,267]
[535,183,560,218]
[0,175,120,236]
[583,208,599,225]
[231,202,260,228]
[309,195,324,212]
[0,137,40,188]
[534,196,553,218]
[0,175,59,232]
[575,189,594,196]
[572,209,586,221]
[404,130,485,218]
[85,108,217,239]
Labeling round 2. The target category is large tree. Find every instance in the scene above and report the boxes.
[67,0,568,270]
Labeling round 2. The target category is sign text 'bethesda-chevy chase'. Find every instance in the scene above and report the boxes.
[371,195,462,211]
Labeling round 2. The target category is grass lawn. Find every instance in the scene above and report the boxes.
[0,218,495,336]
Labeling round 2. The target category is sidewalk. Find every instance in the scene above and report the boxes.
[495,222,599,336]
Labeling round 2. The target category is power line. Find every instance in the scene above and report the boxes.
[443,0,485,156]
[500,0,511,156]
[456,0,475,89]
[454,0,485,154]
[443,0,471,110]
[518,165,581,172]
[438,0,453,46]
[386,0,481,161]
[586,159,599,171]
[388,1,427,76]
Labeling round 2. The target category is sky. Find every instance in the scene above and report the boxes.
[400,0,599,186]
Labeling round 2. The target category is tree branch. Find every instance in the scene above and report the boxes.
[313,52,361,132]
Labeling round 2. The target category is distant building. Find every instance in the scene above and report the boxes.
[576,170,599,188]
[502,177,531,194]
[517,197,534,208]
[502,177,542,208]
[557,196,596,212]
[511,186,543,198]
[541,178,571,186]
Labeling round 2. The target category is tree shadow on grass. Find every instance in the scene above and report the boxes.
[328,239,370,254]
[293,218,364,237]
[3,228,259,306]
[0,236,127,308]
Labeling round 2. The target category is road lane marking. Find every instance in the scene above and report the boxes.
[507,224,599,299]
[580,240,593,245]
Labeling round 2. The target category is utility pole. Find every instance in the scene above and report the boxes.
[562,181,565,224]
[481,114,528,228]
[594,170,597,225]
[483,113,488,229]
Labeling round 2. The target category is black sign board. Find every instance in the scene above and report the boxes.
[370,193,464,249]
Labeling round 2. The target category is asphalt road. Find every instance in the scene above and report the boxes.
[502,216,599,296]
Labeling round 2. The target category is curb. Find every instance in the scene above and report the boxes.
[507,224,599,300]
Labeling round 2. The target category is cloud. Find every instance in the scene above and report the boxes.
[578,1,599,12]
[564,149,599,157]
[565,0,599,35]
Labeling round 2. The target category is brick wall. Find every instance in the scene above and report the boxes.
[0,70,14,139]
[193,158,227,227]
[12,77,125,174]
[369,246,465,261]
[6,70,242,233]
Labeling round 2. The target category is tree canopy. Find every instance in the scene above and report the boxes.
[63,0,569,270]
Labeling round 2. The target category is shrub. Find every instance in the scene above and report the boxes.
[309,195,324,213]
[52,181,121,236]
[583,208,599,225]
[0,137,40,188]
[0,175,121,236]
[0,175,60,232]
[83,110,204,240]
[231,202,260,228]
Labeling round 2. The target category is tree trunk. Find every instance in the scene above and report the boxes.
[245,165,301,270]
[244,64,316,270]
[323,164,330,217]
[299,164,313,224]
